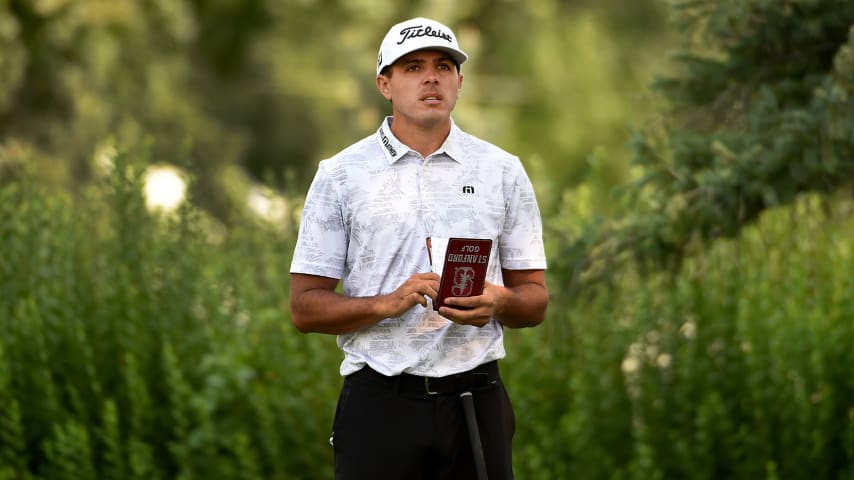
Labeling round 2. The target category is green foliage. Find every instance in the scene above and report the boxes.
[0,149,340,478]
[0,342,27,478]
[98,400,124,480]
[2,145,853,478]
[0,0,671,220]
[556,0,854,289]
[1,1,853,478]
[42,420,96,480]
[507,192,854,479]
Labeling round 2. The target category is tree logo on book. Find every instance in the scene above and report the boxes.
[451,266,476,296]
[433,238,491,311]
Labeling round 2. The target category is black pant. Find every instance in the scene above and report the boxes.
[331,361,515,479]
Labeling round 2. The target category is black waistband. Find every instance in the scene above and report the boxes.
[346,361,500,396]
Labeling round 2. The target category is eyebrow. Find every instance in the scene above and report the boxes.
[401,54,455,65]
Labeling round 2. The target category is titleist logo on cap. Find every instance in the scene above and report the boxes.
[376,18,467,75]
[396,25,453,45]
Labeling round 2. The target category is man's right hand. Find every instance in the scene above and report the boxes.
[377,272,440,318]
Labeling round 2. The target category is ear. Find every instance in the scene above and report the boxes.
[376,74,392,101]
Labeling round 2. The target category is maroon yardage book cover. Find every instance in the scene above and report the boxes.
[430,237,493,311]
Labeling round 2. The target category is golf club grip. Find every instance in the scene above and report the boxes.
[460,391,489,480]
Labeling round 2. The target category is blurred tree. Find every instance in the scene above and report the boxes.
[0,0,671,221]
[0,0,247,218]
[455,0,672,214]
[553,0,854,288]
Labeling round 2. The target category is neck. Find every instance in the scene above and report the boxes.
[389,117,451,158]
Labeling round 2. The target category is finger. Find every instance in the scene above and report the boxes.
[413,271,440,282]
[439,304,487,323]
[444,295,481,310]
[413,293,428,307]
[441,310,489,328]
[426,291,438,304]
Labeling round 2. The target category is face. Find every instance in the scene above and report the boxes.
[376,49,463,131]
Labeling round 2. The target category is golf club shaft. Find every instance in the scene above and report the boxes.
[460,391,488,480]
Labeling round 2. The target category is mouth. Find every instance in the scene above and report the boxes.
[421,94,443,102]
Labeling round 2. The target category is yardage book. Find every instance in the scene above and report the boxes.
[427,237,493,311]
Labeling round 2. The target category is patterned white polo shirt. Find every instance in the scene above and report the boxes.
[290,117,546,377]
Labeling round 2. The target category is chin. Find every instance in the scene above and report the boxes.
[396,107,450,128]
[418,109,450,122]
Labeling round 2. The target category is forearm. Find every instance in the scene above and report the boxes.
[290,288,387,335]
[289,272,440,335]
[494,282,549,328]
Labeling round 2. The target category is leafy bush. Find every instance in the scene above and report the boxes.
[557,1,854,290]
[507,192,854,479]
[1,150,852,478]
[0,153,341,479]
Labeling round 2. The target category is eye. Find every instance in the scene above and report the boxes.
[406,64,420,72]
[438,64,451,71]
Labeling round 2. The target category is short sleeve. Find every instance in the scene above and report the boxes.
[498,161,547,270]
[290,163,348,279]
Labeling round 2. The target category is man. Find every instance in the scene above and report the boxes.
[289,16,548,479]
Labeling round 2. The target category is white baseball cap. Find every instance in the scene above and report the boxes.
[376,17,468,75]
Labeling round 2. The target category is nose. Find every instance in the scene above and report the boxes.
[423,66,440,84]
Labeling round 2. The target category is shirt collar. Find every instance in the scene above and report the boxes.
[376,117,464,165]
